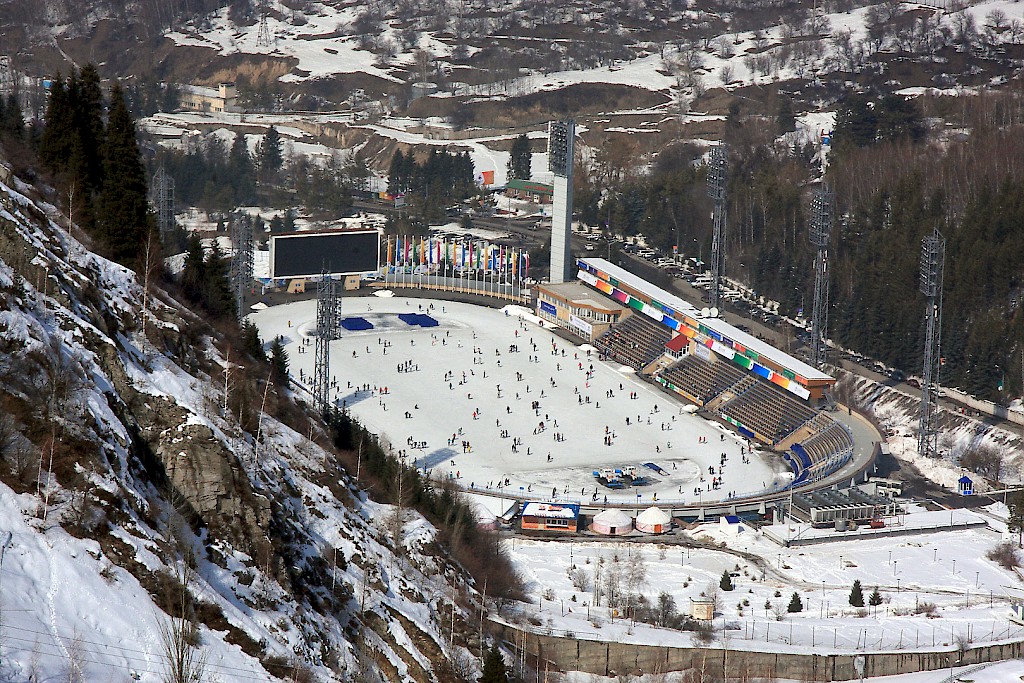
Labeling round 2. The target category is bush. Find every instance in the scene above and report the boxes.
[868,587,883,607]
[987,543,1022,570]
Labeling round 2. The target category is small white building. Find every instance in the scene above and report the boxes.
[636,506,672,534]
[719,514,743,536]
[590,509,633,536]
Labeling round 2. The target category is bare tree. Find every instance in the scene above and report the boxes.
[159,564,207,683]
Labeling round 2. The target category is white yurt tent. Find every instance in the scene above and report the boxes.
[636,506,672,534]
[590,508,633,536]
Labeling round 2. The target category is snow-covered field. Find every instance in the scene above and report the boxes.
[249,296,789,506]
[501,503,1024,654]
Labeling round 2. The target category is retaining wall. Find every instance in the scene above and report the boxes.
[496,622,1024,681]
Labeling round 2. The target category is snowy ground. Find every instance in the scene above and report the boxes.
[249,296,789,506]
[502,503,1024,654]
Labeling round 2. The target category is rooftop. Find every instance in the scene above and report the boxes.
[578,258,832,382]
[538,281,622,313]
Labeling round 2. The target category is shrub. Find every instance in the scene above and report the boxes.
[787,592,803,613]
[987,543,1022,570]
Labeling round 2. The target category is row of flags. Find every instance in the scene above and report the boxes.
[384,235,530,277]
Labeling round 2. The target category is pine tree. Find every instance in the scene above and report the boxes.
[180,234,207,303]
[787,592,803,613]
[849,580,864,607]
[868,586,883,607]
[240,321,266,361]
[202,243,234,318]
[269,336,289,386]
[39,73,75,174]
[74,63,106,192]
[2,94,25,137]
[1010,491,1024,547]
[776,97,796,134]
[257,125,283,180]
[508,133,531,180]
[719,570,734,591]
[388,149,406,194]
[479,644,508,683]
[97,84,151,268]
[230,131,255,204]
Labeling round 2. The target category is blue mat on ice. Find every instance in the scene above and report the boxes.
[397,313,438,327]
[341,317,373,331]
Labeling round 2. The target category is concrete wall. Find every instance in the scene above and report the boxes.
[496,622,1024,681]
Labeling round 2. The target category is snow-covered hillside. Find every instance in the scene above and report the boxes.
[0,165,478,682]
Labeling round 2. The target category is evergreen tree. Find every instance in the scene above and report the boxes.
[868,586,883,607]
[257,125,283,180]
[719,570,734,591]
[834,94,877,149]
[39,73,75,174]
[508,133,531,180]
[849,580,864,607]
[240,321,266,361]
[97,84,151,268]
[180,234,207,303]
[388,149,406,194]
[202,242,234,317]
[1010,491,1024,547]
[1,94,25,137]
[776,97,796,134]
[269,336,289,385]
[787,592,803,613]
[230,131,256,204]
[479,644,508,683]
[74,64,106,191]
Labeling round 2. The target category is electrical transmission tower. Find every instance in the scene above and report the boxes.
[230,214,254,320]
[808,183,833,371]
[706,143,729,311]
[256,0,273,48]
[150,166,175,243]
[918,228,945,459]
[314,274,341,415]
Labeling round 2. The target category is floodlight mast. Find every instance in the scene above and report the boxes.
[314,272,340,415]
[548,120,575,284]
[706,144,729,310]
[918,228,945,459]
[808,184,833,371]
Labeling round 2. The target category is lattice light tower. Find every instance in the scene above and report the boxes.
[548,119,575,284]
[706,143,729,310]
[918,228,945,459]
[150,166,175,243]
[808,184,833,371]
[314,273,341,415]
[230,214,254,320]
[256,0,273,48]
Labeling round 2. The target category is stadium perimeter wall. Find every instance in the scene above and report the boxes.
[494,621,1024,681]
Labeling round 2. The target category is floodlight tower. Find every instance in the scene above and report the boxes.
[256,0,273,47]
[706,143,729,310]
[150,166,175,243]
[314,273,340,415]
[808,183,833,371]
[230,214,254,320]
[548,119,575,284]
[918,228,945,459]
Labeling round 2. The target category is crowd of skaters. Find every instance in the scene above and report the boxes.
[294,302,769,504]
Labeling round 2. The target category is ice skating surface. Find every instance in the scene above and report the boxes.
[250,296,787,505]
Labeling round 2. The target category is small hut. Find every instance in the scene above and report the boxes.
[590,509,633,536]
[958,475,974,496]
[636,506,672,534]
[690,597,715,620]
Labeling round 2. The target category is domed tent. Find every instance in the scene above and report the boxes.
[636,506,672,534]
[590,509,633,536]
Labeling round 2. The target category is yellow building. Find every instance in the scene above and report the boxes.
[180,82,238,113]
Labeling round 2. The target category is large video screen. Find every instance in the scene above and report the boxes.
[270,231,380,279]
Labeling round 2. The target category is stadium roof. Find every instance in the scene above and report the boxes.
[578,258,832,382]
[506,178,554,195]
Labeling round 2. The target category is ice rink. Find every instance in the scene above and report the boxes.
[250,295,790,505]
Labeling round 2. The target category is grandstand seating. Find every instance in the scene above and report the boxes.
[658,354,748,405]
[718,376,818,445]
[594,313,673,370]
